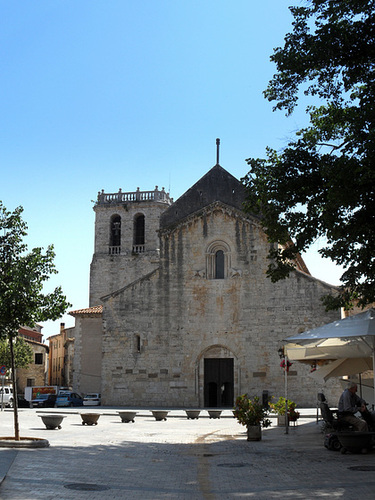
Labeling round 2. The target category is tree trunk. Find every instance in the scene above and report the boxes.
[9,335,20,440]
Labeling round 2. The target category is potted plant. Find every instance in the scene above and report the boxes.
[269,397,300,426]
[233,394,271,441]
[288,405,300,423]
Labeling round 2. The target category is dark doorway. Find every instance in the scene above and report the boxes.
[204,358,234,407]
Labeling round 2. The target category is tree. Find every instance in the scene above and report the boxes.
[0,202,70,439]
[242,0,375,309]
[0,337,33,370]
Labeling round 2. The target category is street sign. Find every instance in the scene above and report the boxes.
[0,365,6,376]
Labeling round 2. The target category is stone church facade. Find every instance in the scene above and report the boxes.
[71,163,342,407]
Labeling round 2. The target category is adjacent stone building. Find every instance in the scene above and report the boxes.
[16,326,49,395]
[47,323,75,388]
[71,162,342,407]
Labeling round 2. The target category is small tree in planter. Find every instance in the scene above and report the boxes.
[233,394,271,441]
[269,397,300,425]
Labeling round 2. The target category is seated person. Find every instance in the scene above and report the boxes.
[338,382,368,432]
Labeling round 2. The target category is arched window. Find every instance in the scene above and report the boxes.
[133,214,145,253]
[206,241,231,279]
[109,215,121,254]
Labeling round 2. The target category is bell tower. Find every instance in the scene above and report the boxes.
[89,186,172,306]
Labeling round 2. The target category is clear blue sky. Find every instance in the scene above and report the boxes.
[1,1,343,339]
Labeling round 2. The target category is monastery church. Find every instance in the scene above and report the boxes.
[70,155,342,407]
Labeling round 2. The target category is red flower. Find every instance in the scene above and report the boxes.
[280,359,292,372]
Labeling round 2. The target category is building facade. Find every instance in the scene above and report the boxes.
[47,324,75,388]
[71,163,342,407]
[16,326,49,395]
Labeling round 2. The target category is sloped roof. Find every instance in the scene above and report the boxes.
[69,305,103,316]
[160,164,248,228]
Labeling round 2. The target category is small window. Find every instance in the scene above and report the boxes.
[215,250,225,279]
[35,353,43,365]
[136,335,141,353]
[27,378,35,387]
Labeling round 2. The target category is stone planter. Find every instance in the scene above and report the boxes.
[80,413,101,426]
[208,410,222,419]
[277,415,288,427]
[185,410,200,420]
[151,410,168,421]
[39,414,66,430]
[118,411,137,423]
[247,425,262,441]
[0,437,50,448]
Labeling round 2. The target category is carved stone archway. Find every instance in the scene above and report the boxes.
[196,345,239,407]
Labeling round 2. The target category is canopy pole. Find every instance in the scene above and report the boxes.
[373,342,375,410]
[284,353,288,434]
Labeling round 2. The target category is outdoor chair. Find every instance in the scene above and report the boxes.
[316,393,327,423]
[319,401,352,433]
[317,393,326,403]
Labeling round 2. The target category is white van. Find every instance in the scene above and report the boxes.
[0,386,13,407]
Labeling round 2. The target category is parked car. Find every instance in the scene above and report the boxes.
[0,386,13,408]
[55,392,84,407]
[31,393,57,408]
[17,395,31,408]
[83,393,101,406]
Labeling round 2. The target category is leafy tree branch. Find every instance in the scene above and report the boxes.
[243,0,375,309]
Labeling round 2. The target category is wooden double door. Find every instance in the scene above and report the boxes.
[204,358,234,407]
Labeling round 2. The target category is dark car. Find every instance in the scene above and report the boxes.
[31,393,57,408]
[56,392,84,407]
[17,395,31,408]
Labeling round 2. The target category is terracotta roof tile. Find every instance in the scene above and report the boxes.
[69,305,103,316]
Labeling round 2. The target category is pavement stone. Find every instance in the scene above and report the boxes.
[0,407,375,499]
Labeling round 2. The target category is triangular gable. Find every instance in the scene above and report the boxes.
[159,200,260,236]
[160,164,247,228]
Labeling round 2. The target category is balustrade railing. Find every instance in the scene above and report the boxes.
[108,246,121,255]
[108,245,146,254]
[97,186,172,205]
[132,245,145,254]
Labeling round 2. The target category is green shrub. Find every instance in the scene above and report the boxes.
[233,394,271,428]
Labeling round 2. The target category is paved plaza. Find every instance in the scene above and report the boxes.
[1,407,375,499]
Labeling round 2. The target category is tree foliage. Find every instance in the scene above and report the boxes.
[0,202,71,338]
[0,337,33,370]
[242,0,375,309]
[0,201,71,439]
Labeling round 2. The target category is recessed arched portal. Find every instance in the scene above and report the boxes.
[197,345,239,408]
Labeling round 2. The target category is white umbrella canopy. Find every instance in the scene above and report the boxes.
[309,357,373,382]
[286,338,372,361]
[286,309,375,342]
[284,308,375,403]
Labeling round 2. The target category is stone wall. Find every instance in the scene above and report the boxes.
[100,204,341,408]
[90,201,168,306]
[72,315,102,396]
